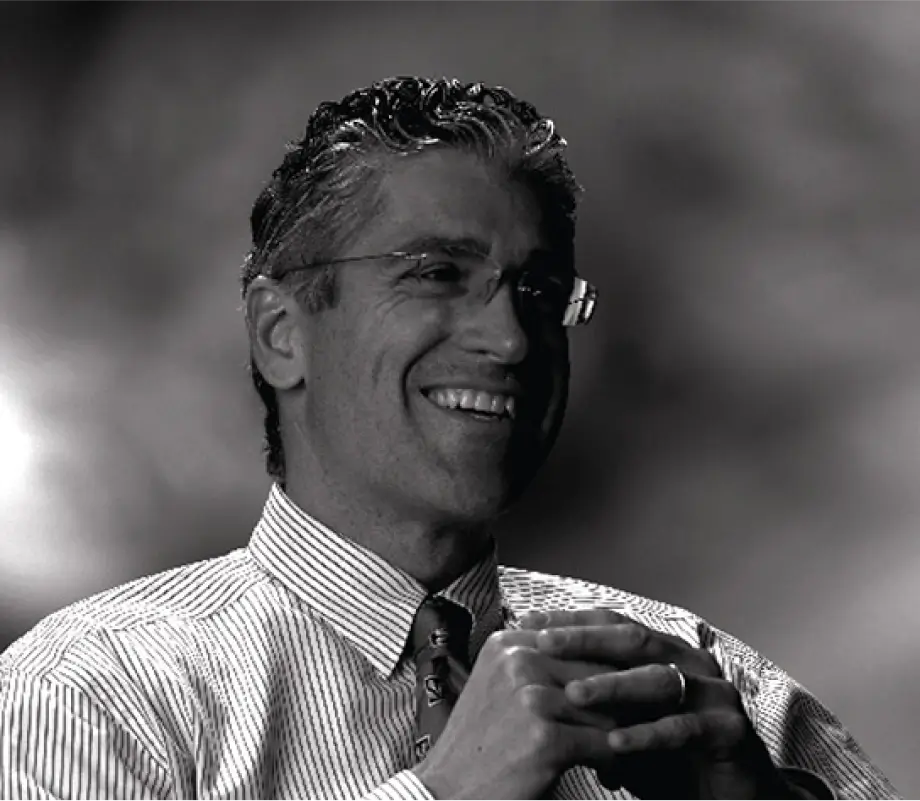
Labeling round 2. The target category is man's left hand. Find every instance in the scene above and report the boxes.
[519,609,803,799]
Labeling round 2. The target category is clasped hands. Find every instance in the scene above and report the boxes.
[518,608,797,799]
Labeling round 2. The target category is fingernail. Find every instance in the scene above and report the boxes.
[608,731,625,750]
[567,680,591,704]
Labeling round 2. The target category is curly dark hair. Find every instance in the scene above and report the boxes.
[241,76,582,485]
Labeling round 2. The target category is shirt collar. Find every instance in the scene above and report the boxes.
[247,484,505,678]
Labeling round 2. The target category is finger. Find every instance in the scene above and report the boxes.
[478,631,623,708]
[520,683,620,730]
[556,721,624,773]
[537,624,721,680]
[481,630,617,684]
[540,653,622,688]
[606,708,751,757]
[606,712,704,754]
[521,685,613,769]
[488,627,541,645]
[536,623,675,666]
[566,663,685,713]
[569,669,739,722]
[518,608,634,630]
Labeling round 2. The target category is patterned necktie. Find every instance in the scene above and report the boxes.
[410,596,473,763]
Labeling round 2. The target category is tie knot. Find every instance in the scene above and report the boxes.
[410,596,472,664]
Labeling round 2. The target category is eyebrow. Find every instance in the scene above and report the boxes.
[392,234,559,270]
[393,234,492,257]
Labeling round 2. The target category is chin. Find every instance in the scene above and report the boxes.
[436,473,529,524]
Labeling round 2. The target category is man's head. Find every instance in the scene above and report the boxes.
[242,76,593,532]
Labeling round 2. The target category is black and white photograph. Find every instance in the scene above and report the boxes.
[0,3,916,797]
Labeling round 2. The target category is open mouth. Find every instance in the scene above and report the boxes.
[421,388,516,422]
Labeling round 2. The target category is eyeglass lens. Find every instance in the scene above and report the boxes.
[415,252,595,327]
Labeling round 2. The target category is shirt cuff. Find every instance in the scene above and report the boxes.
[780,766,837,799]
[361,769,436,800]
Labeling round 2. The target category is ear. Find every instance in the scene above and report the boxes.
[245,276,307,390]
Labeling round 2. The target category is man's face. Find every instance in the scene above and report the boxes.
[297,148,570,524]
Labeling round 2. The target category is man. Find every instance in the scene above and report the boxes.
[0,77,898,799]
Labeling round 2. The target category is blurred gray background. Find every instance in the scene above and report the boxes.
[1,2,918,794]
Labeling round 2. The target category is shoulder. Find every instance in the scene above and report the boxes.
[1,548,265,680]
[498,565,705,644]
[0,549,281,767]
[497,565,781,673]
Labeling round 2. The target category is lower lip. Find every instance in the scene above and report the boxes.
[419,391,512,425]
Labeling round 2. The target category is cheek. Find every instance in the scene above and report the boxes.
[368,306,452,390]
[538,332,570,431]
[533,326,569,381]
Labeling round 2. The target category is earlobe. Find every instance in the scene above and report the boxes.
[245,277,307,390]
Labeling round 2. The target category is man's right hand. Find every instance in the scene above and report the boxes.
[411,629,618,799]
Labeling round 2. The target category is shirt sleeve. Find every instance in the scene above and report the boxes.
[700,620,900,800]
[360,769,436,800]
[1,669,175,800]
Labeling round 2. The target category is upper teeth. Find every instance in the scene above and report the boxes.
[427,388,516,419]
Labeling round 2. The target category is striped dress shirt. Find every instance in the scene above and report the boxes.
[1,484,898,799]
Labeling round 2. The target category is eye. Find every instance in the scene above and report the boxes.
[401,252,474,296]
[412,261,464,283]
[519,271,570,313]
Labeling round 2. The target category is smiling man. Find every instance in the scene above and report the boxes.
[252,142,575,590]
[0,77,898,799]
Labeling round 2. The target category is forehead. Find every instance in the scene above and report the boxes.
[353,148,546,260]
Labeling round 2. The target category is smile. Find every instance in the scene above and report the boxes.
[422,388,517,421]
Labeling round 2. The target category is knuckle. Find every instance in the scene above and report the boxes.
[502,644,536,684]
[518,610,547,629]
[527,717,557,753]
[676,714,701,742]
[480,631,503,661]
[622,623,649,650]
[505,643,531,665]
[697,709,751,756]
[484,630,529,660]
[487,629,516,650]
[577,608,606,626]
[544,610,569,626]
[517,682,548,714]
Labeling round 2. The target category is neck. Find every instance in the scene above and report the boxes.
[282,474,494,593]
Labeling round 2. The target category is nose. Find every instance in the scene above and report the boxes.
[455,283,529,364]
